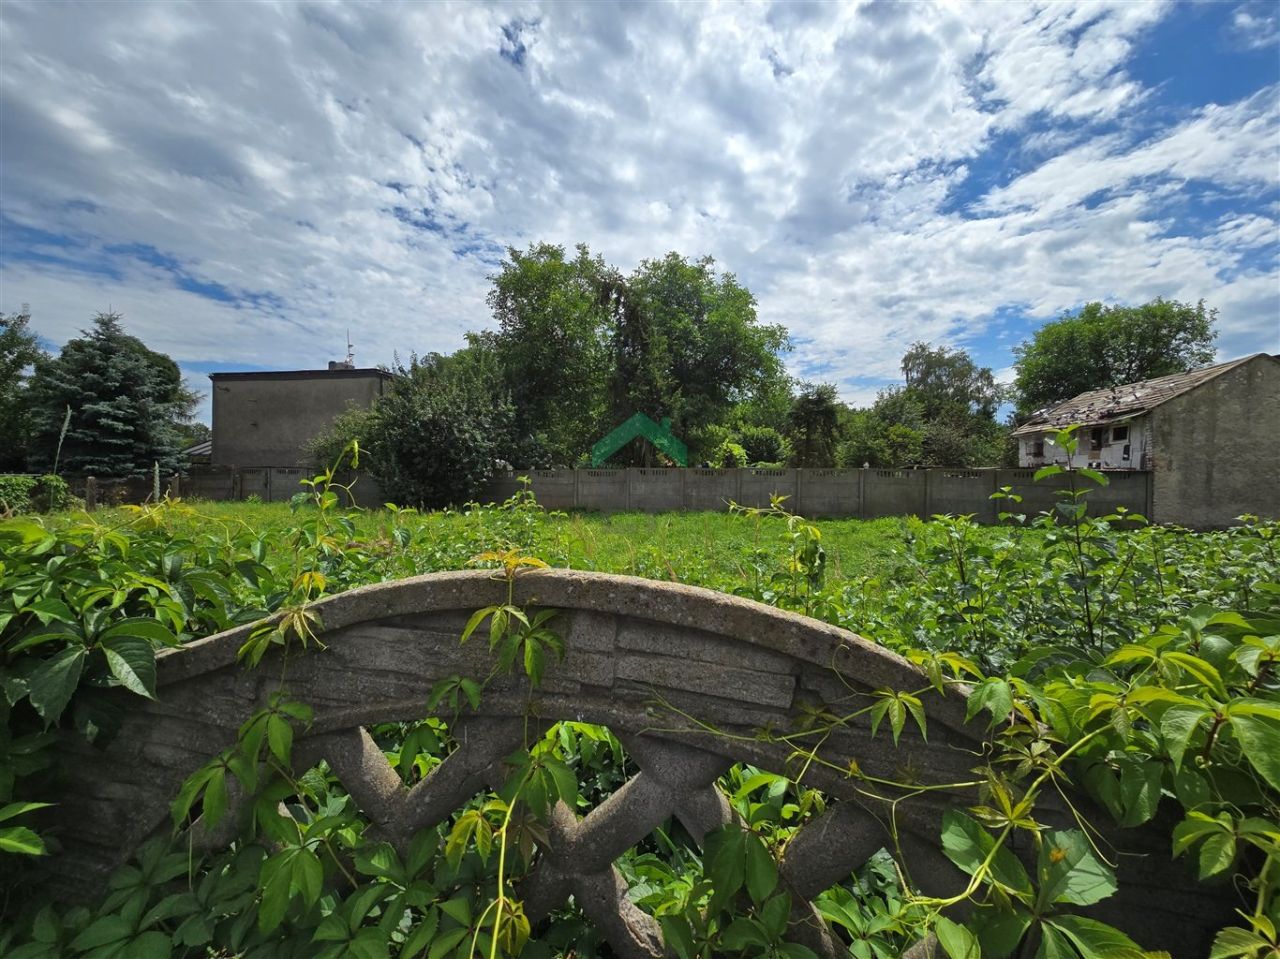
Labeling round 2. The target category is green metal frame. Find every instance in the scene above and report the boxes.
[590,413,688,467]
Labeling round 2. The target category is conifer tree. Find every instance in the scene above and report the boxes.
[26,312,197,477]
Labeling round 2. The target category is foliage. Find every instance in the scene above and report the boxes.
[486,243,613,465]
[900,342,1001,422]
[0,307,45,472]
[0,475,78,516]
[1,443,1277,958]
[306,403,376,471]
[736,425,792,467]
[838,411,924,468]
[787,383,841,467]
[363,354,516,509]
[484,244,790,468]
[24,312,198,478]
[713,440,749,468]
[1012,298,1218,417]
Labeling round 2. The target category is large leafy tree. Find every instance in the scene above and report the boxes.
[604,253,790,464]
[486,243,612,466]
[25,312,197,477]
[0,306,45,472]
[1013,298,1218,416]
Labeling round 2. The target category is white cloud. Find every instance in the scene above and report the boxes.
[0,0,1276,418]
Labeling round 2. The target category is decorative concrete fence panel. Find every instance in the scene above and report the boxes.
[795,468,861,518]
[577,468,629,511]
[268,467,307,503]
[184,467,236,502]
[864,469,927,518]
[626,467,685,512]
[927,470,998,523]
[527,469,577,511]
[237,467,271,501]
[737,468,797,509]
[43,571,1225,957]
[683,467,740,512]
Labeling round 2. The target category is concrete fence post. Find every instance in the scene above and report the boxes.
[84,476,97,511]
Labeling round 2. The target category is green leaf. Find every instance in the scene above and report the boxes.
[0,801,52,824]
[27,646,86,723]
[399,909,439,958]
[1034,925,1076,959]
[1159,705,1207,772]
[267,715,293,765]
[1036,829,1116,907]
[940,810,1032,895]
[658,915,696,959]
[0,825,45,855]
[101,636,157,698]
[1197,831,1236,879]
[705,824,748,915]
[966,679,1013,728]
[973,907,1033,959]
[426,927,468,959]
[744,832,778,904]
[1228,713,1280,791]
[1117,758,1162,827]
[100,617,180,648]
[1044,916,1144,959]
[720,918,769,950]
[1209,926,1272,959]
[936,916,981,959]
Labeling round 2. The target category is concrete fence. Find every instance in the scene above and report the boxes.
[484,467,1155,522]
[43,570,1224,955]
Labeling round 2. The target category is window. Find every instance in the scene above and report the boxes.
[1123,444,1131,461]
[1112,425,1129,442]
[1032,439,1045,458]
[1090,428,1105,450]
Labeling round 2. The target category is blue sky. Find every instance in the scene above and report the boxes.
[1,0,1277,424]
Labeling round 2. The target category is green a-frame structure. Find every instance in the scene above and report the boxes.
[590,413,688,467]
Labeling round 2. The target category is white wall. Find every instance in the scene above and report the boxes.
[1018,417,1148,469]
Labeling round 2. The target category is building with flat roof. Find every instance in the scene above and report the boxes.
[209,364,393,468]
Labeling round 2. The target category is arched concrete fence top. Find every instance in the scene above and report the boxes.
[49,569,1220,957]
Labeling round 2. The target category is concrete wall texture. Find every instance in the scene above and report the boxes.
[484,466,1157,522]
[210,369,392,468]
[1150,354,1280,528]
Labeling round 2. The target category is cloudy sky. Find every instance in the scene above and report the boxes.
[2,0,1277,423]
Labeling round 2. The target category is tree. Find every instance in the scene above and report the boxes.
[0,306,45,472]
[1013,298,1218,416]
[615,254,790,450]
[786,383,841,467]
[25,312,197,477]
[486,244,613,466]
[363,354,515,509]
[900,341,1000,420]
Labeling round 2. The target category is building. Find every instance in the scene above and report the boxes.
[209,362,394,468]
[1012,353,1279,527]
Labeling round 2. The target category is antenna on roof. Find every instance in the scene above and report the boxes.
[346,329,354,367]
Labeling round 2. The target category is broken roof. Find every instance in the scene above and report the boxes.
[1011,353,1274,437]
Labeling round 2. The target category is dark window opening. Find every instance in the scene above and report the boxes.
[1032,439,1045,458]
[1113,425,1129,442]
[1123,444,1131,460]
[1090,428,1105,450]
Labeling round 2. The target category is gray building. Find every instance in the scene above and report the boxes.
[1012,353,1280,527]
[210,364,393,468]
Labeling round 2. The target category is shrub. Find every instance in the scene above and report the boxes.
[736,424,791,466]
[712,439,748,468]
[30,474,75,513]
[0,474,35,514]
[366,359,515,509]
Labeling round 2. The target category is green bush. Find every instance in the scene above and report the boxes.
[30,474,75,513]
[0,474,35,514]
[712,439,748,468]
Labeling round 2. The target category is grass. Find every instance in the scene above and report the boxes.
[98,499,916,590]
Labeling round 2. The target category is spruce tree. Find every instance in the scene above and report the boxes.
[26,312,197,478]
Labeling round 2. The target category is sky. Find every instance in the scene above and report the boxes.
[1,0,1278,424]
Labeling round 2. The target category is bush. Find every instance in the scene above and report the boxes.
[736,424,791,466]
[365,360,515,509]
[712,439,748,468]
[31,474,75,512]
[0,474,35,514]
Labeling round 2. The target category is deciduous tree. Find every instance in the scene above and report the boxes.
[1013,298,1218,416]
[0,306,44,472]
